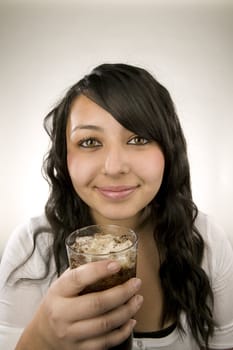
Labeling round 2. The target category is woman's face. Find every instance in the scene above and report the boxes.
[66,95,165,228]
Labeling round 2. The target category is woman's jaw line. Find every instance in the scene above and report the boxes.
[90,206,152,231]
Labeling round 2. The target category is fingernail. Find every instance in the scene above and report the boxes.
[135,294,143,306]
[133,278,142,290]
[107,261,121,272]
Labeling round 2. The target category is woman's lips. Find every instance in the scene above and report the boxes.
[96,186,138,200]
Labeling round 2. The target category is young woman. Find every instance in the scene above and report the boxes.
[0,63,233,350]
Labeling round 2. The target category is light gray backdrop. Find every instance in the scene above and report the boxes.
[0,0,232,255]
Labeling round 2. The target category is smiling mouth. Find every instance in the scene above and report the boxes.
[96,186,139,200]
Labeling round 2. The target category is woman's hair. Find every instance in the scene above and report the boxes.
[43,63,214,348]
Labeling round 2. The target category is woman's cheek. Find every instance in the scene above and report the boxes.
[134,150,165,184]
[67,153,94,186]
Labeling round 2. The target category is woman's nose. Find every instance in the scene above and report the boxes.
[101,146,130,176]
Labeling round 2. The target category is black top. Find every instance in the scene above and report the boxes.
[134,322,177,339]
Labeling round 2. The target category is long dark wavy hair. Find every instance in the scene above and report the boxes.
[42,63,215,348]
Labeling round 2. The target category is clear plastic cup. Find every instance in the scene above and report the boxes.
[66,224,138,349]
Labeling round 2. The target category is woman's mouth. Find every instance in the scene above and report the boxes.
[96,185,139,200]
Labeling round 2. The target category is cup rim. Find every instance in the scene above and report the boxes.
[65,224,138,257]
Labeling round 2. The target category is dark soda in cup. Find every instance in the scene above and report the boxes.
[66,224,138,350]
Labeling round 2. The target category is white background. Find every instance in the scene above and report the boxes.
[0,0,232,255]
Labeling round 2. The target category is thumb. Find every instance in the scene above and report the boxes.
[53,260,121,297]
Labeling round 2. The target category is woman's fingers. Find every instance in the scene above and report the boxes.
[53,260,121,297]
[65,277,142,321]
[38,259,143,349]
[66,293,143,340]
[47,275,142,332]
[73,319,136,350]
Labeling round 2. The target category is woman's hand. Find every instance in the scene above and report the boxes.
[16,260,143,350]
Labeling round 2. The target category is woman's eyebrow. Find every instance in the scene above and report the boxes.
[71,124,104,134]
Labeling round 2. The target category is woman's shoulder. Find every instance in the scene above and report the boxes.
[2,213,53,258]
[195,211,233,279]
[195,211,231,247]
[0,213,55,286]
[195,216,233,345]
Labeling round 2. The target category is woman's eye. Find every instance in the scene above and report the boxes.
[78,138,102,148]
[128,136,149,145]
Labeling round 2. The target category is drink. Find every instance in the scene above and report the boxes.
[66,224,138,350]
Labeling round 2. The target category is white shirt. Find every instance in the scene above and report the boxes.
[0,212,233,349]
